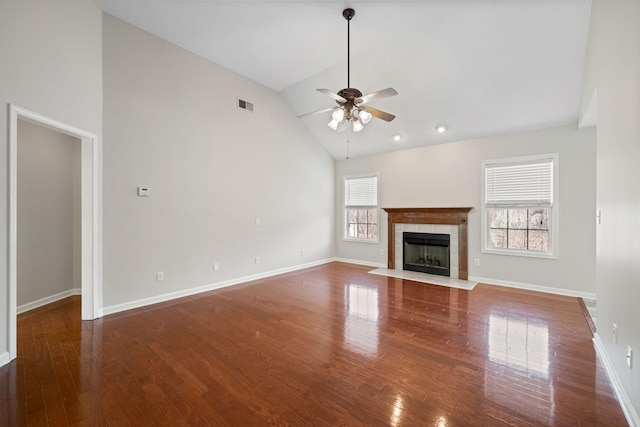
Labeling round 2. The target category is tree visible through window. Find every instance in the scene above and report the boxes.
[346,208,378,240]
[344,174,379,242]
[488,208,549,252]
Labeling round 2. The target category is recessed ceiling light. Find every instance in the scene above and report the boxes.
[436,125,447,133]
[392,133,402,142]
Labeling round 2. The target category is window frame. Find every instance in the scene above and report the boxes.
[343,173,380,244]
[481,154,559,259]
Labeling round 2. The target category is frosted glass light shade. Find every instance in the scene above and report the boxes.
[332,108,345,122]
[353,119,364,132]
[328,119,340,130]
[359,109,372,124]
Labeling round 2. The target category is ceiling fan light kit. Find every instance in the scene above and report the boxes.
[299,8,397,134]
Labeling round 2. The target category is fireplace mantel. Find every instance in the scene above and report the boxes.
[383,207,473,280]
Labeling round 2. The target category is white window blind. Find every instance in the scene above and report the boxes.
[485,158,553,207]
[345,176,378,207]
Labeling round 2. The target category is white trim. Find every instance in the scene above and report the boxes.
[334,257,387,268]
[342,237,381,244]
[593,333,640,427]
[0,352,10,367]
[482,247,559,260]
[8,106,17,363]
[7,104,103,364]
[17,289,82,315]
[468,275,596,300]
[102,258,335,316]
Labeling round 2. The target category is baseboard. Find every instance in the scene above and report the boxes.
[331,263,595,298]
[468,275,596,300]
[0,351,10,368]
[593,333,640,427]
[102,258,335,316]
[17,288,82,315]
[334,257,386,268]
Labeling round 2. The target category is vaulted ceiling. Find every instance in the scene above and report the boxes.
[102,0,592,159]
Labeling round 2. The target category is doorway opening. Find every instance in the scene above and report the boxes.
[7,104,102,363]
[17,120,81,314]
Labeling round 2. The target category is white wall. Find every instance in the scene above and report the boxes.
[0,0,102,359]
[17,120,80,306]
[102,15,334,309]
[580,0,640,421]
[336,125,596,296]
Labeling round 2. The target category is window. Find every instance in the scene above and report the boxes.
[482,154,557,257]
[344,174,379,242]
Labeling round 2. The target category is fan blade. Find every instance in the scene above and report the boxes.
[356,88,398,105]
[362,106,395,122]
[317,89,347,103]
[298,106,340,119]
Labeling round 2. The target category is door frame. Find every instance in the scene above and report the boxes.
[8,104,102,361]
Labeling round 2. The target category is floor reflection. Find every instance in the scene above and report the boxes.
[390,394,403,426]
[485,312,555,424]
[344,283,379,355]
[487,312,550,378]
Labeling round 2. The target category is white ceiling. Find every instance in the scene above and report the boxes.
[102,0,592,159]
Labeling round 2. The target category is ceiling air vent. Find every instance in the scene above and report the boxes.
[238,98,254,112]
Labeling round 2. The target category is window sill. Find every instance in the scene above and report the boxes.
[344,237,380,244]
[482,248,558,260]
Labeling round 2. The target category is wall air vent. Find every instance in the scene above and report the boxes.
[237,98,254,112]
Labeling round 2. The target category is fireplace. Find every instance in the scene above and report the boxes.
[383,208,472,280]
[403,232,450,276]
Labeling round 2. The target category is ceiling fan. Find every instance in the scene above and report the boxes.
[298,8,397,132]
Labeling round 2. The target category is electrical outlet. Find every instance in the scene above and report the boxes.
[255,256,261,264]
[627,346,633,368]
[474,258,480,266]
[255,218,261,226]
[613,323,618,344]
[156,272,164,282]
[213,263,219,271]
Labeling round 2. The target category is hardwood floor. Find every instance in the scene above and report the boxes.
[0,262,627,426]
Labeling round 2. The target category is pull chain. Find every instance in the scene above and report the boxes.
[346,136,350,160]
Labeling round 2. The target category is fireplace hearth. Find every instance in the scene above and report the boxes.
[403,232,450,276]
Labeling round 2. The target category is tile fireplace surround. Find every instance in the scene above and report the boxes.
[383,208,473,280]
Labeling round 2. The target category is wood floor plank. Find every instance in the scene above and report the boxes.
[0,262,630,426]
